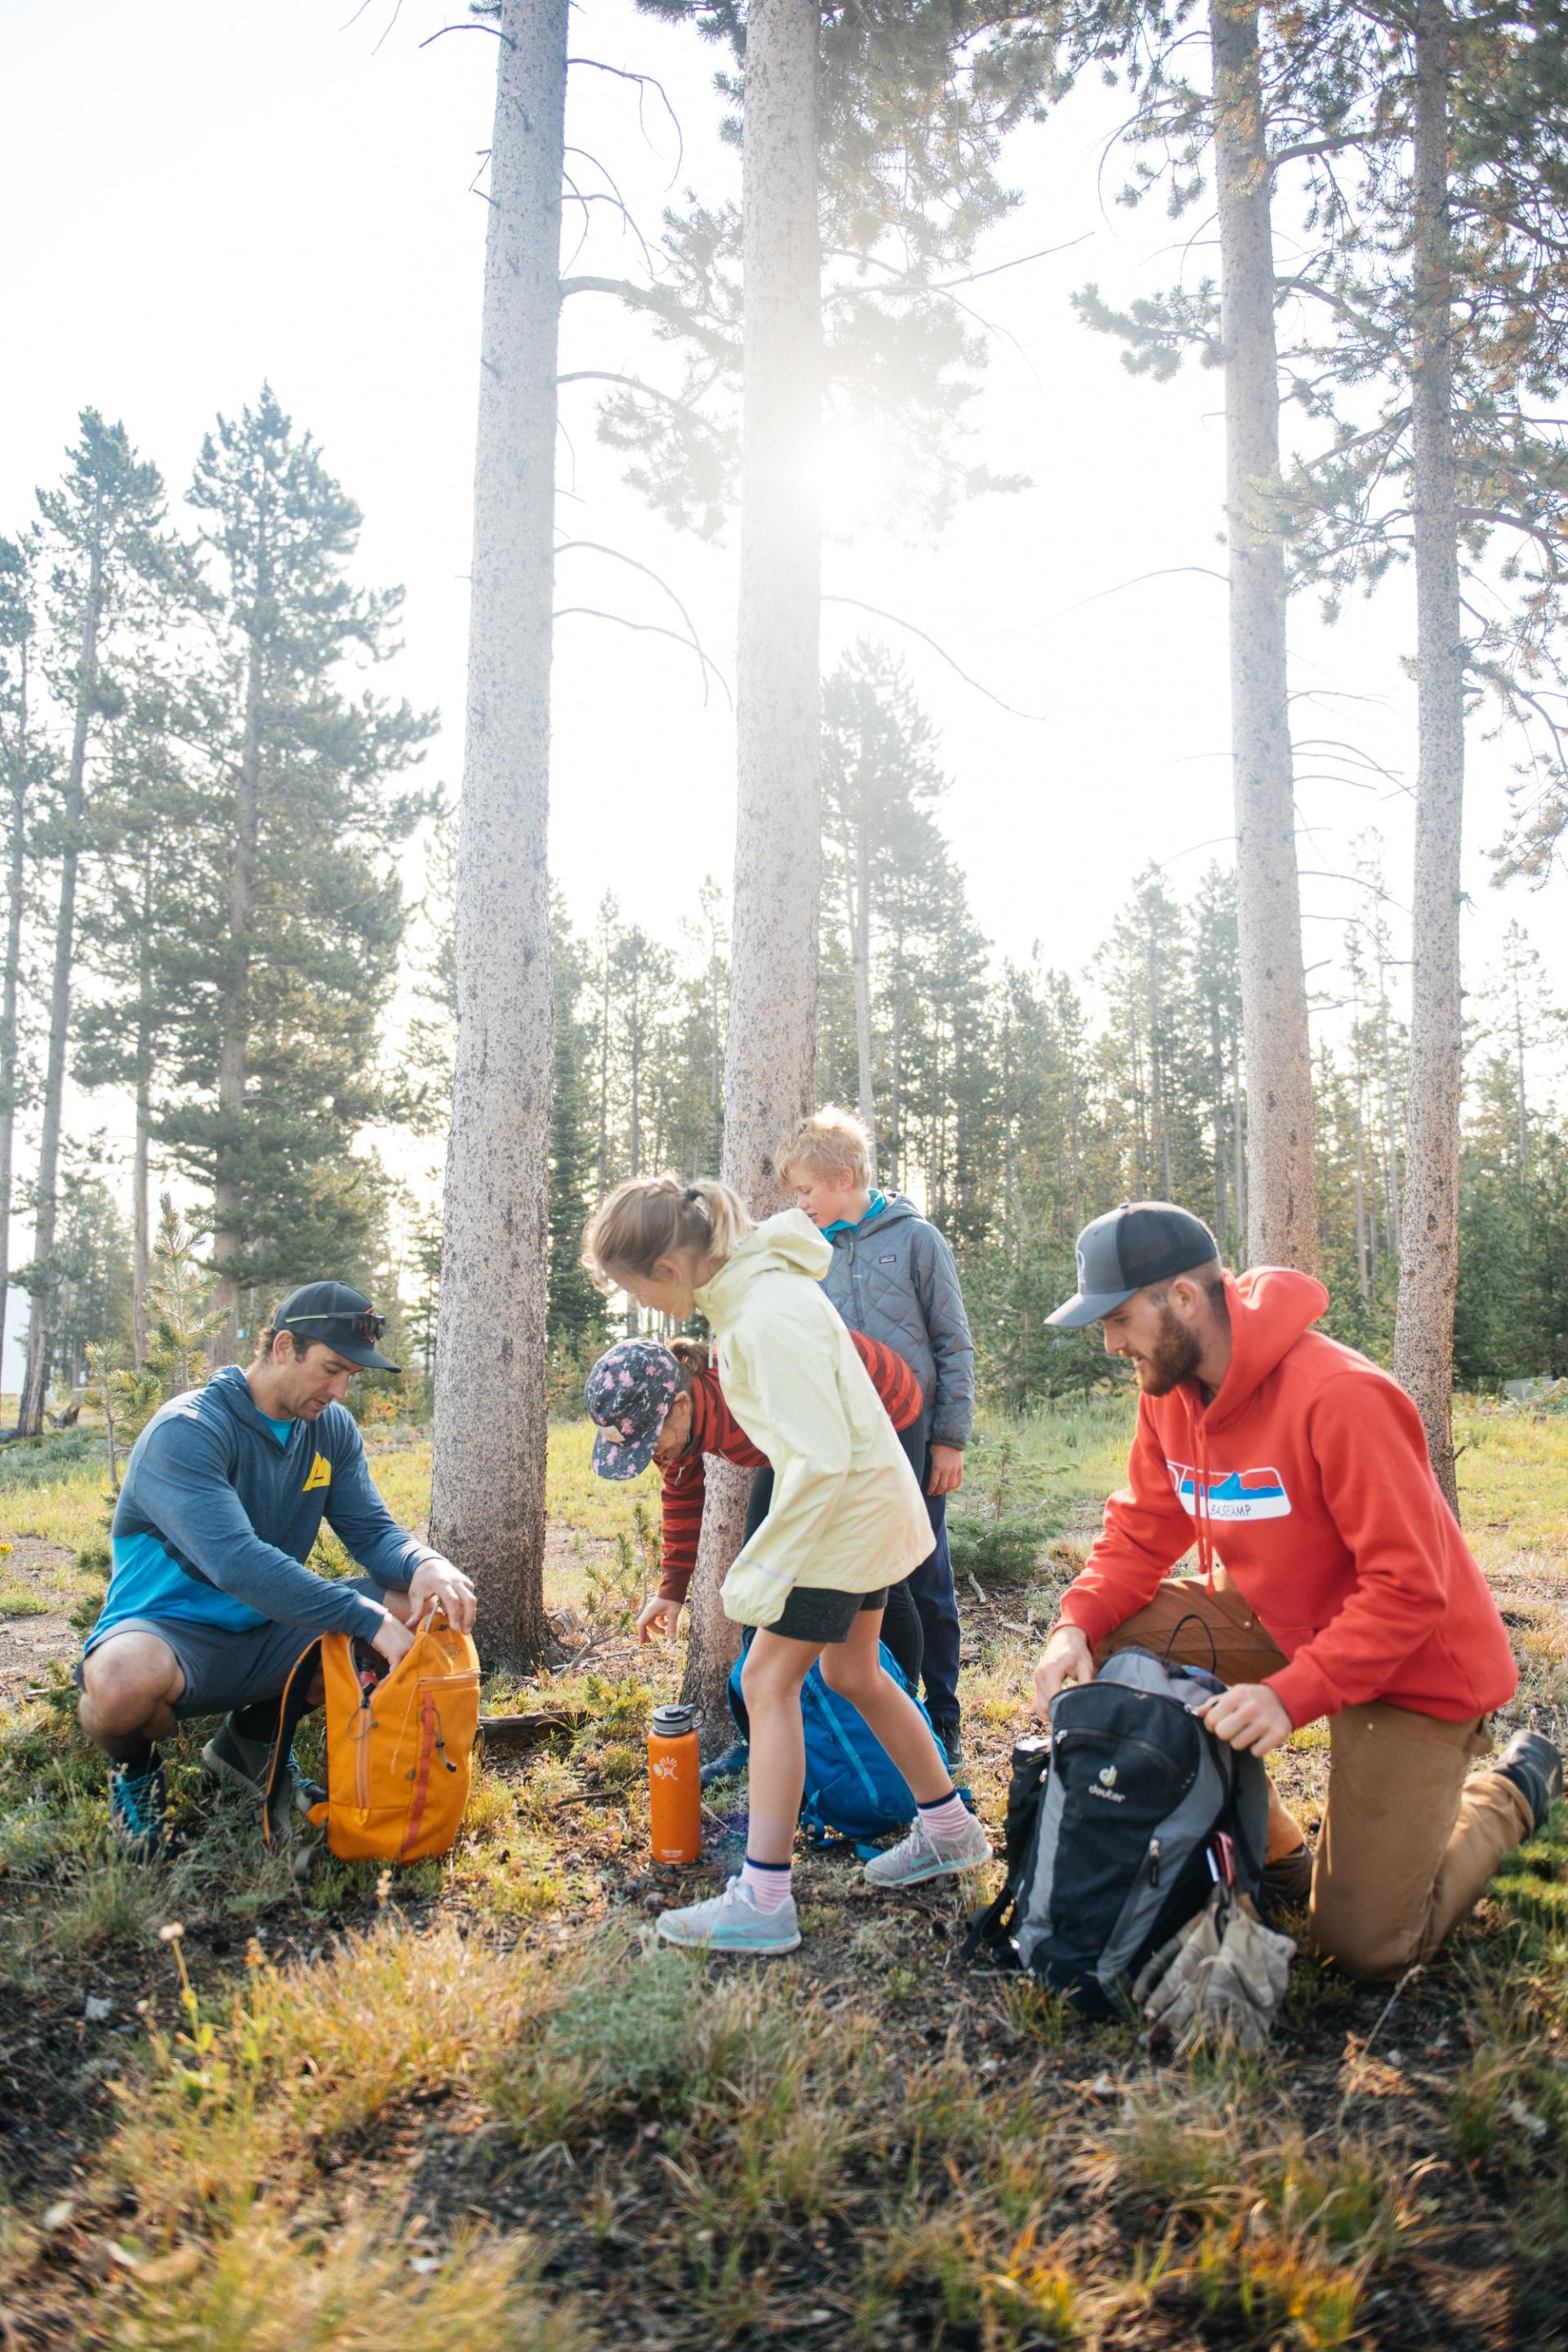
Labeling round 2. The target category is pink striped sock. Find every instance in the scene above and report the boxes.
[741,1857,794,1913]
[917,1791,970,1842]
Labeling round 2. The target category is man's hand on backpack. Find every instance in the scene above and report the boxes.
[1032,1624,1094,1719]
[407,1557,479,1633]
[370,1609,417,1668]
[1194,1682,1292,1757]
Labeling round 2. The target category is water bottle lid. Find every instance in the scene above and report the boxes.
[651,1703,696,1740]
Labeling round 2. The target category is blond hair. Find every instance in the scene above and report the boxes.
[777,1106,873,1190]
[581,1176,752,1290]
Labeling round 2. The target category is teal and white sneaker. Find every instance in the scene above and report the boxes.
[863,1810,991,1890]
[109,1753,167,1861]
[656,1875,801,1955]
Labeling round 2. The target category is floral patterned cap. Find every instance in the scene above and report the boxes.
[585,1339,683,1480]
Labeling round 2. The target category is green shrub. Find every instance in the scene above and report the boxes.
[947,1513,1047,1584]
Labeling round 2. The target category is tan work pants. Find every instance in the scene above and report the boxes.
[1096,1575,1533,1981]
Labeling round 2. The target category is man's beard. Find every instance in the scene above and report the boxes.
[1134,1306,1204,1396]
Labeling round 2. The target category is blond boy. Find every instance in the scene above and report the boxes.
[777,1109,975,1764]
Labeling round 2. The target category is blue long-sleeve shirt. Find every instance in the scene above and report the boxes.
[88,1364,437,1648]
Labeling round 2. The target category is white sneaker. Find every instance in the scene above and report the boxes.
[655,1875,802,1954]
[863,1810,991,1889]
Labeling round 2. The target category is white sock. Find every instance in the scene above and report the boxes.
[916,1790,971,1842]
[740,1856,794,1913]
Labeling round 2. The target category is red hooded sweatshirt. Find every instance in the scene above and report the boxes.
[1058,1267,1517,1727]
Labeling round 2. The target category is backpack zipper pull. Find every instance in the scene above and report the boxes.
[1147,1837,1161,1886]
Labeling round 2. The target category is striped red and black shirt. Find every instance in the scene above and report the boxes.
[656,1335,922,1601]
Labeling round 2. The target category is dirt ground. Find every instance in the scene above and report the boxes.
[2,1471,1565,2350]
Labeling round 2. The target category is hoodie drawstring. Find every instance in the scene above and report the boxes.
[1194,1406,1216,1594]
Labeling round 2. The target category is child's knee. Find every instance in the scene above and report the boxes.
[741,1643,797,1708]
[818,1646,882,1704]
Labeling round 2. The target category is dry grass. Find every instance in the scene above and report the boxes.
[2,1393,1566,2349]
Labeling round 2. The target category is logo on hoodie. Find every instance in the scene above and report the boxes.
[1167,1462,1291,1522]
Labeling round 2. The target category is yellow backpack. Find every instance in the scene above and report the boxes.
[265,1608,481,1863]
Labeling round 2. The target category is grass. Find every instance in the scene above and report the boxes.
[1,1388,1566,2347]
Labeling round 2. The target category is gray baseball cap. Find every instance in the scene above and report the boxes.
[1046,1202,1221,1330]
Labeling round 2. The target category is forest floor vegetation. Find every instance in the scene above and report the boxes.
[0,1390,1563,2348]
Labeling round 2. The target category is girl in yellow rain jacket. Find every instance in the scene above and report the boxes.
[582,1177,990,1954]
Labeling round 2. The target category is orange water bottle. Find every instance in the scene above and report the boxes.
[648,1703,702,1864]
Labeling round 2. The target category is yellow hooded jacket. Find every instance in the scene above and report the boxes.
[694,1210,933,1628]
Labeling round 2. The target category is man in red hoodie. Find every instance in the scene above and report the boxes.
[1031,1201,1561,1980]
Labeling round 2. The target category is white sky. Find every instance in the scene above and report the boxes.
[3,0,1566,1376]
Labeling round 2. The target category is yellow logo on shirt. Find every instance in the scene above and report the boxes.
[302,1454,332,1493]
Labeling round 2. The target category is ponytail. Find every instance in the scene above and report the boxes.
[581,1175,752,1292]
[667,1335,711,1392]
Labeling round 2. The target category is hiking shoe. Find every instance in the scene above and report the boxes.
[863,1810,991,1889]
[1496,1728,1564,1835]
[656,1875,801,1955]
[1262,1841,1314,1913]
[699,1738,751,1788]
[202,1719,324,1814]
[109,1753,167,1860]
[931,1717,966,1775]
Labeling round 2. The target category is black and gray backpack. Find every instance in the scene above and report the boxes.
[964,1643,1269,2019]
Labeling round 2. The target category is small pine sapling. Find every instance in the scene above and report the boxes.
[142,1194,225,1397]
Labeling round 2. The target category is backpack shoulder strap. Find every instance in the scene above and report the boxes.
[261,1637,324,1847]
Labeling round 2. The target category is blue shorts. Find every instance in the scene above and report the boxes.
[75,1579,385,1718]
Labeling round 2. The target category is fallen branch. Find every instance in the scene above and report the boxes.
[477,1711,583,1745]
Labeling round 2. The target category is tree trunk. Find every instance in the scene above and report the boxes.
[1379,967,1401,1259]
[889,890,906,1192]
[1513,966,1529,1188]
[1229,1003,1246,1258]
[1354,1089,1370,1298]
[683,0,822,1746]
[0,626,31,1393]
[1393,0,1464,1513]
[850,791,876,1165]
[1210,0,1317,1271]
[1209,1000,1228,1239]
[132,840,154,1365]
[209,632,262,1366]
[430,0,567,1673]
[18,544,102,1436]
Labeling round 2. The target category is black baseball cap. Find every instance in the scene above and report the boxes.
[274,1281,401,1372]
[1046,1203,1221,1330]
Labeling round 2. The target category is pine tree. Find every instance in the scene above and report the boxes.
[548,916,608,1363]
[17,412,174,1435]
[141,1193,226,1397]
[0,532,43,1389]
[156,389,432,1348]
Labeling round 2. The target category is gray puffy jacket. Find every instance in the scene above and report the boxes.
[820,1194,975,1450]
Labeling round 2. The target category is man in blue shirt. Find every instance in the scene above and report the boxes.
[75,1282,475,1857]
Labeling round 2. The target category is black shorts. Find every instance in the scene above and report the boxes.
[768,1582,892,1646]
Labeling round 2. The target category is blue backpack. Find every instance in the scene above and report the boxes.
[726,1640,942,1849]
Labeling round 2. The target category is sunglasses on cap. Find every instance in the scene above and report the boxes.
[285,1309,387,1343]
